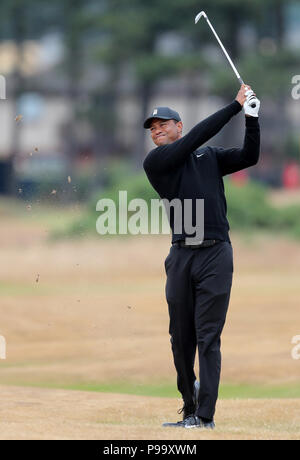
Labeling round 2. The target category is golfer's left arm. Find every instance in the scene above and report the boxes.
[216,114,260,176]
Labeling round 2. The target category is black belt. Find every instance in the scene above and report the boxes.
[172,239,220,249]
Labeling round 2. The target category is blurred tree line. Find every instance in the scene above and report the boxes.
[0,0,299,191]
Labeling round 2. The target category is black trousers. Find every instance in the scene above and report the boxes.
[165,241,233,420]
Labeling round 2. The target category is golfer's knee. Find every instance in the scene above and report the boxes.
[196,328,222,353]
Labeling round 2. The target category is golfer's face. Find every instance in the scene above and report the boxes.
[150,119,182,146]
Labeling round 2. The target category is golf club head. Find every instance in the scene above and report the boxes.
[195,11,207,24]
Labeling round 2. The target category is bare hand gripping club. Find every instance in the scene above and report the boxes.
[195,11,258,108]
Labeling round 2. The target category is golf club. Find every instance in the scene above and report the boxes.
[195,11,258,108]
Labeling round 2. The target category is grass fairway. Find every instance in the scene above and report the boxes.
[7,381,300,399]
[0,385,299,440]
[0,198,299,439]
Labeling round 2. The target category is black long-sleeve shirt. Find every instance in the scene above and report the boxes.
[143,100,260,243]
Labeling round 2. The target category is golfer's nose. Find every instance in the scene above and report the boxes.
[153,127,162,136]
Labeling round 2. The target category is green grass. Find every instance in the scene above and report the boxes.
[0,281,52,297]
[5,381,300,399]
[0,197,85,232]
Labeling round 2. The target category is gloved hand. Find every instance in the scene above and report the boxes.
[243,89,260,117]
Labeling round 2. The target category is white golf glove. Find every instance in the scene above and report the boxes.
[243,89,260,117]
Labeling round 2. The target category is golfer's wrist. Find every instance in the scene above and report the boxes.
[231,99,243,113]
[245,116,259,126]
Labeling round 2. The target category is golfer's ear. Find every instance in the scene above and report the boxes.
[177,121,183,134]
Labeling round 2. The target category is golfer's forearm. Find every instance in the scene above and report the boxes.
[217,117,260,175]
[231,117,260,169]
[143,100,242,174]
[241,117,260,165]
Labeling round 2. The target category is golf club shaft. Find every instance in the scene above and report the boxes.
[204,16,243,84]
[197,12,257,108]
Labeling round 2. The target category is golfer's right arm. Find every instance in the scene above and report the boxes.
[143,100,242,174]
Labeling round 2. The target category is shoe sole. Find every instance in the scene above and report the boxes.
[162,423,200,429]
[184,425,202,429]
[162,422,214,429]
[162,423,184,428]
[185,425,215,430]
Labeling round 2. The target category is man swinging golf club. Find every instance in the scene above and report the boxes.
[143,83,260,429]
